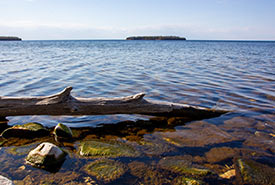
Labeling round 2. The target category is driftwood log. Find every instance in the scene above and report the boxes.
[0,87,227,119]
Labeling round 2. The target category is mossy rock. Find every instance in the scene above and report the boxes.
[84,159,127,183]
[158,156,213,178]
[26,142,67,168]
[53,123,73,138]
[79,140,140,158]
[173,176,205,185]
[1,122,49,139]
[236,158,275,185]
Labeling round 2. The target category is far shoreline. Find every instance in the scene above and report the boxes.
[0,36,22,41]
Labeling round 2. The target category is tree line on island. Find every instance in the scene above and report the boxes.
[0,36,22,41]
[126,36,186,40]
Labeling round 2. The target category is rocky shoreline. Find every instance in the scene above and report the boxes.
[0,116,274,184]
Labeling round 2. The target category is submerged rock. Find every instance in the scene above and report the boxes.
[158,156,213,178]
[136,134,178,156]
[204,147,238,163]
[79,140,140,158]
[83,159,127,183]
[235,158,275,185]
[172,176,205,185]
[13,171,80,185]
[0,175,14,185]
[26,142,67,168]
[159,121,236,147]
[128,161,173,184]
[53,123,73,138]
[1,122,49,139]
[7,145,33,156]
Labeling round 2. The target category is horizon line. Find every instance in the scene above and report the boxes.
[16,38,275,42]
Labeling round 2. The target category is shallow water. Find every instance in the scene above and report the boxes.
[0,40,274,184]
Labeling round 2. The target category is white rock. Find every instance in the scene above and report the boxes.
[26,142,66,167]
[0,175,14,185]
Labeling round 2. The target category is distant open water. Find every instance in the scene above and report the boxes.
[0,40,274,127]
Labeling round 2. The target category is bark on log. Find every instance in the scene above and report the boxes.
[0,87,228,119]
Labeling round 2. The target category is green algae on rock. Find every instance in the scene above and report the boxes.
[1,122,49,139]
[158,156,213,178]
[79,140,140,158]
[54,123,73,138]
[236,158,275,185]
[84,159,127,183]
[26,142,67,168]
[128,161,173,184]
[172,176,205,185]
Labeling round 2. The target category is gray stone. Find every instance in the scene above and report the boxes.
[26,142,66,168]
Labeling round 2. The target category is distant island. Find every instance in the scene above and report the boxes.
[0,36,22,41]
[126,36,186,40]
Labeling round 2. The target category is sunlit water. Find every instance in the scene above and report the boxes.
[0,40,274,184]
[1,40,274,126]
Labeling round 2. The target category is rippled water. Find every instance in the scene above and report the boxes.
[0,41,275,126]
[1,40,274,126]
[0,40,275,184]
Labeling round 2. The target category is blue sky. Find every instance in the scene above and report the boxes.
[0,0,274,40]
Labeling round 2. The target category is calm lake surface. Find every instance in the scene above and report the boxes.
[0,40,274,184]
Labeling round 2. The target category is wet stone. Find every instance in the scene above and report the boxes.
[235,158,275,185]
[53,123,73,139]
[0,175,14,185]
[158,156,214,178]
[243,131,275,153]
[26,142,67,168]
[128,161,173,184]
[204,147,238,163]
[83,159,127,183]
[159,121,236,147]
[7,145,33,156]
[79,140,140,158]
[14,171,80,185]
[219,116,257,140]
[1,122,49,139]
[135,134,178,156]
[172,176,205,185]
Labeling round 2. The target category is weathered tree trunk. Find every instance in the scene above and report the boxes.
[0,87,228,119]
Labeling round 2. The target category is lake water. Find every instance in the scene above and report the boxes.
[1,40,274,126]
[0,40,274,184]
